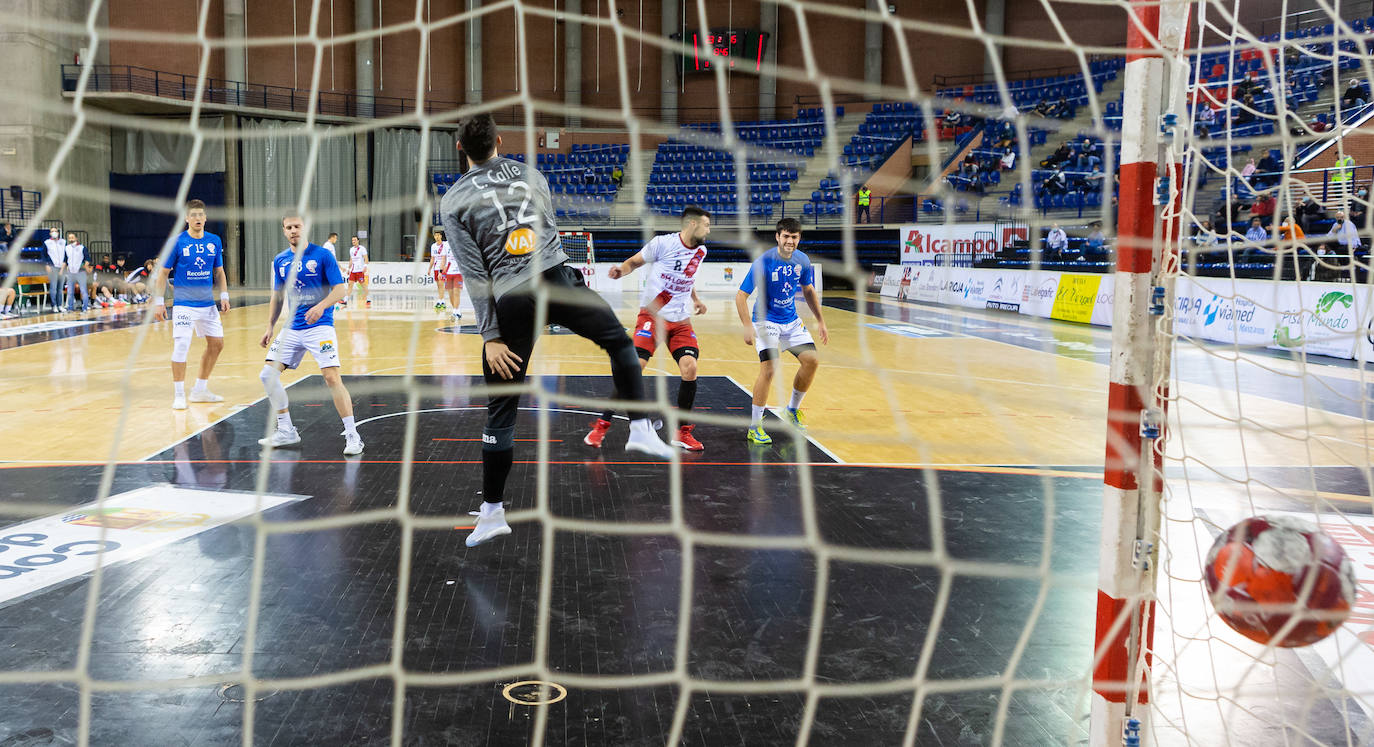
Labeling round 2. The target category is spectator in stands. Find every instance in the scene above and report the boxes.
[1255,150,1279,189]
[1193,219,1218,247]
[1277,214,1305,243]
[0,221,13,253]
[1329,209,1362,252]
[1195,104,1215,138]
[1298,195,1327,234]
[1085,224,1106,257]
[611,164,623,188]
[1042,166,1069,196]
[1343,78,1369,110]
[944,108,965,128]
[1351,187,1370,226]
[583,166,596,185]
[44,227,64,312]
[1234,94,1257,125]
[1240,157,1257,181]
[1035,99,1053,118]
[1046,223,1068,259]
[1249,191,1275,226]
[856,185,872,223]
[1055,96,1070,119]
[1245,217,1269,248]
[999,148,1016,170]
[1042,140,1072,169]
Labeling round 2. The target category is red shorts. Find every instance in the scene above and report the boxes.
[432,270,445,284]
[632,309,698,358]
[444,272,463,287]
[348,271,366,282]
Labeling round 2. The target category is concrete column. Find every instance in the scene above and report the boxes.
[660,0,679,125]
[356,132,370,253]
[356,0,374,117]
[225,0,246,96]
[466,0,482,104]
[984,0,1006,80]
[758,1,778,120]
[564,0,582,126]
[864,0,883,89]
[223,114,242,284]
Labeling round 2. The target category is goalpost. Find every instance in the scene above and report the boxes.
[5,0,1374,745]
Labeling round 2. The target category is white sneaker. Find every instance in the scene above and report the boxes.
[258,427,302,448]
[466,505,512,547]
[172,395,187,410]
[188,389,224,403]
[343,434,364,455]
[625,424,676,460]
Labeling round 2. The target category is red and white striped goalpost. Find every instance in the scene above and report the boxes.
[1092,1,1191,745]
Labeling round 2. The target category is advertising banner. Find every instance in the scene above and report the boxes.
[1018,270,1061,319]
[899,223,1000,264]
[880,265,904,297]
[1050,274,1103,324]
[984,271,1025,312]
[1266,283,1360,359]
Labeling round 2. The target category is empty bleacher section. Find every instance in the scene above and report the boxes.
[430,144,630,222]
[936,58,1125,119]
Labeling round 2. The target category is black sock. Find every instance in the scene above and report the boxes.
[677,379,697,412]
[482,448,514,505]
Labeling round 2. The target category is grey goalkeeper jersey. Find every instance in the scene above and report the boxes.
[438,156,569,342]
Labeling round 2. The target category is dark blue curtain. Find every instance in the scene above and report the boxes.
[109,172,226,265]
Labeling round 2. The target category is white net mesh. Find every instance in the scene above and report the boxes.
[0,1,1373,745]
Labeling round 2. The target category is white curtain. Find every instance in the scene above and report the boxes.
[239,118,356,283]
[369,128,455,261]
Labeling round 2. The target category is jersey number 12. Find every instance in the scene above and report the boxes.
[484,181,536,232]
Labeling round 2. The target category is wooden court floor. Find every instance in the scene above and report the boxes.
[0,288,1371,745]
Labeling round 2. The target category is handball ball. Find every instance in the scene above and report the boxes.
[1204,515,1356,647]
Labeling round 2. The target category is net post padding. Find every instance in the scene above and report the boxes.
[1091,2,1191,745]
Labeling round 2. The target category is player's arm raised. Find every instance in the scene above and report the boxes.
[801,283,828,345]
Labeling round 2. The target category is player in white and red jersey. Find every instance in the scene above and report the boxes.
[429,230,450,310]
[346,235,370,307]
[585,206,711,451]
[443,228,464,320]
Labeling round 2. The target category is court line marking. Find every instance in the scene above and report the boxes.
[723,375,846,464]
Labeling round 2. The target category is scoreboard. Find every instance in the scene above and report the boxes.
[673,27,771,73]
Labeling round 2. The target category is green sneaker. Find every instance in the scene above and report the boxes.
[785,408,807,430]
[747,425,772,445]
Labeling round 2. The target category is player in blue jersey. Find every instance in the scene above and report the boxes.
[735,217,829,445]
[258,215,363,456]
[151,199,230,410]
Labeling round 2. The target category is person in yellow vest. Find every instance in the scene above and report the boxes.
[856,185,872,223]
[1333,153,1355,185]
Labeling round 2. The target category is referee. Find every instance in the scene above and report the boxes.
[440,114,676,548]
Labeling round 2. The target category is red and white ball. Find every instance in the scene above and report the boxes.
[1204,515,1356,647]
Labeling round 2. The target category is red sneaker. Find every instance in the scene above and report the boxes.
[584,418,612,448]
[672,424,704,451]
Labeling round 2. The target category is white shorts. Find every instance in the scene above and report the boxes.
[754,318,815,360]
[172,305,223,340]
[266,325,341,370]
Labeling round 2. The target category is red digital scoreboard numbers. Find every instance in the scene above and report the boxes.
[679,28,770,73]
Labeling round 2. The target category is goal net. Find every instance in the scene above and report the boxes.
[1,0,1373,745]
[557,230,596,264]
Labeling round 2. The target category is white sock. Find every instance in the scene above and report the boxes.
[173,381,185,397]
[342,415,357,436]
[751,404,766,425]
[480,501,503,517]
[193,378,208,393]
[789,389,806,410]
[276,411,293,431]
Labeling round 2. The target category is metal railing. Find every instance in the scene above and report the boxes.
[0,189,43,223]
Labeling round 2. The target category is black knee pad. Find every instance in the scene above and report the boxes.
[671,347,699,363]
[482,425,515,451]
